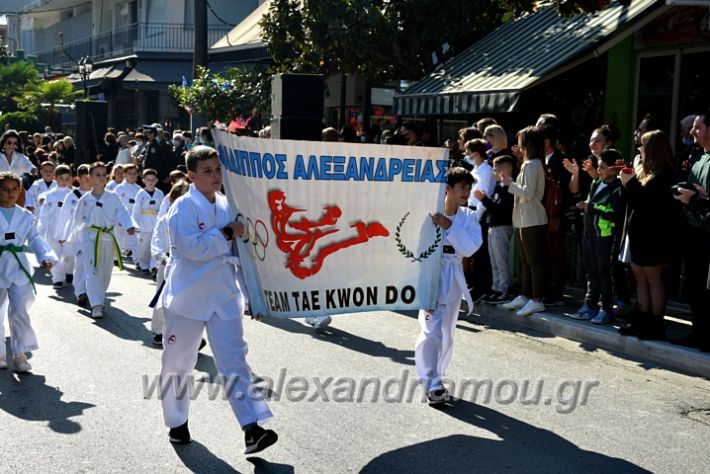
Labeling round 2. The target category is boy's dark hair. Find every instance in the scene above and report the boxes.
[446,166,474,187]
[464,138,488,158]
[142,168,158,178]
[77,164,91,176]
[0,171,22,187]
[55,164,72,176]
[40,160,56,169]
[169,180,190,201]
[169,169,186,183]
[599,148,623,167]
[459,127,482,143]
[89,161,107,174]
[594,124,620,145]
[537,113,560,130]
[186,145,218,172]
[475,117,497,133]
[539,124,558,147]
[492,155,516,169]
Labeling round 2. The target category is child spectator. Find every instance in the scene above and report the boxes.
[571,149,624,324]
[475,155,516,304]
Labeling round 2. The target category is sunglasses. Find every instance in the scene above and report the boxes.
[5,141,18,146]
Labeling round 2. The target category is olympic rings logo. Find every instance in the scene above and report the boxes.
[235,213,269,261]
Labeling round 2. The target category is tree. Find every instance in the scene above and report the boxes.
[0,60,40,112]
[168,66,271,125]
[15,78,80,114]
[260,0,505,82]
[497,0,620,19]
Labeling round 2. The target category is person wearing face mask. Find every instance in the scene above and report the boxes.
[172,133,186,161]
[115,134,132,165]
[131,132,146,161]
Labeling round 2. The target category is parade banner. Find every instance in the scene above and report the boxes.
[213,129,448,319]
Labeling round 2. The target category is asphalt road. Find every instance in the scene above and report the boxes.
[1,266,709,473]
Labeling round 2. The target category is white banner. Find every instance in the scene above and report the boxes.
[213,129,448,319]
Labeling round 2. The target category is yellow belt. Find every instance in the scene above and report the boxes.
[89,225,123,271]
[141,209,158,216]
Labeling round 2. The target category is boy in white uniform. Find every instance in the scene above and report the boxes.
[150,180,189,346]
[37,164,74,288]
[131,168,164,272]
[0,172,56,372]
[114,163,141,257]
[70,162,136,318]
[159,146,277,454]
[57,164,93,305]
[25,161,56,214]
[415,167,482,405]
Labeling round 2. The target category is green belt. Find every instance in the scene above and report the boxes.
[0,244,35,293]
[89,225,123,271]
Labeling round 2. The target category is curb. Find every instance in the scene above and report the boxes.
[476,303,710,380]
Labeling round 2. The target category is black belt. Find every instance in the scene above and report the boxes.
[443,245,455,254]
[467,205,477,211]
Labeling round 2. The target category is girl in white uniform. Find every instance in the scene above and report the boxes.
[25,161,56,214]
[415,167,482,404]
[131,168,164,272]
[0,172,56,372]
[105,164,125,192]
[37,165,74,288]
[159,146,277,455]
[69,162,136,318]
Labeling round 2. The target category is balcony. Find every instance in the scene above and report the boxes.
[33,23,232,69]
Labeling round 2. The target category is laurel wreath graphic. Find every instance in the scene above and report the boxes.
[395,212,441,262]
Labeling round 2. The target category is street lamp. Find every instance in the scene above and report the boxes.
[78,56,94,99]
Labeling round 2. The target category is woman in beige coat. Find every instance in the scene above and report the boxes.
[500,126,548,316]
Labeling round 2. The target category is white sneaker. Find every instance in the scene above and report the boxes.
[91,305,104,319]
[516,299,546,317]
[0,356,7,369]
[501,295,528,310]
[313,316,332,330]
[12,353,31,372]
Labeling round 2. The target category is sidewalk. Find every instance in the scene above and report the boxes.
[473,292,710,380]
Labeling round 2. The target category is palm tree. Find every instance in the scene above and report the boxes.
[0,60,40,111]
[15,79,81,129]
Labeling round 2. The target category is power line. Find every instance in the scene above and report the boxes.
[205,0,237,27]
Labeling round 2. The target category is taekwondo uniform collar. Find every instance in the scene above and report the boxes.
[0,204,20,227]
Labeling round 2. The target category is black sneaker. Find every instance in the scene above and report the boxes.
[244,425,278,454]
[52,281,64,289]
[482,291,502,304]
[76,293,89,307]
[470,290,486,304]
[492,293,513,304]
[65,274,73,284]
[427,388,449,406]
[169,421,191,444]
[543,296,565,307]
[152,333,163,346]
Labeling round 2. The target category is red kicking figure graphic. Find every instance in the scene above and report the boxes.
[267,190,389,279]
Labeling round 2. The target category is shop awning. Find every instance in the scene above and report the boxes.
[122,61,192,88]
[394,0,665,116]
[210,0,271,53]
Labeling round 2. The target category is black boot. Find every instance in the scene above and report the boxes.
[618,312,644,336]
[637,313,666,341]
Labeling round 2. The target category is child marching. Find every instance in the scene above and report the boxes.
[0,171,56,372]
[69,162,136,318]
[415,167,482,405]
[131,168,164,273]
[37,164,74,289]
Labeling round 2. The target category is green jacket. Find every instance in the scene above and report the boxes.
[583,178,622,238]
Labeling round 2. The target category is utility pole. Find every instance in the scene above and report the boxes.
[193,0,208,79]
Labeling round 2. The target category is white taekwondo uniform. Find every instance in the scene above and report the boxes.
[37,186,72,284]
[415,207,482,393]
[0,205,56,354]
[69,190,135,308]
[159,184,272,429]
[114,181,141,254]
[131,187,164,270]
[57,188,88,297]
[25,179,56,212]
[150,213,169,336]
